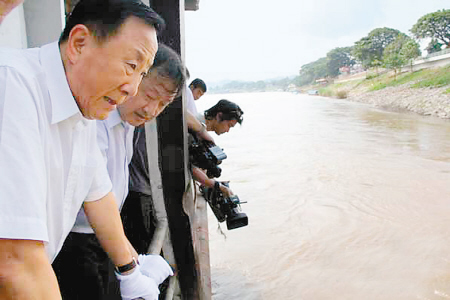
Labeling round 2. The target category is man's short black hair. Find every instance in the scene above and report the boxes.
[59,0,165,44]
[148,43,186,97]
[189,78,207,92]
[204,99,244,124]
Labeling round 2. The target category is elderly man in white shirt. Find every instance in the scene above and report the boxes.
[0,1,169,299]
[52,43,184,300]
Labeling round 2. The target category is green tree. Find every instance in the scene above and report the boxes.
[298,57,328,86]
[383,38,405,79]
[254,80,266,91]
[425,38,443,54]
[270,77,292,91]
[411,9,450,48]
[371,59,383,75]
[326,46,355,77]
[383,34,421,78]
[400,38,421,71]
[353,27,402,69]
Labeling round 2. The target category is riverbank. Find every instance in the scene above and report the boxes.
[346,84,450,119]
[317,66,450,119]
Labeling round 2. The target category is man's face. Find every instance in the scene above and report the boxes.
[70,17,158,120]
[118,70,178,127]
[213,118,237,135]
[191,87,205,100]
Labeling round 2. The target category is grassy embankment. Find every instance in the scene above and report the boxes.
[316,65,450,99]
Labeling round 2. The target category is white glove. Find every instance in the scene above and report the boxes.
[138,254,174,285]
[116,265,160,300]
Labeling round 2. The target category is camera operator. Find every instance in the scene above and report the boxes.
[189,99,244,197]
[122,99,243,253]
[201,99,244,136]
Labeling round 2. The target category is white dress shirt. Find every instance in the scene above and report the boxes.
[72,109,134,233]
[0,42,112,262]
[185,84,198,115]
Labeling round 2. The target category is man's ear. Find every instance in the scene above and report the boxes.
[65,24,91,64]
[216,112,223,122]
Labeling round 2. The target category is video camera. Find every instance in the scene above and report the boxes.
[200,182,248,230]
[188,132,248,230]
[188,133,227,178]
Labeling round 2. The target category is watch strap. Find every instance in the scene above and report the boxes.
[115,257,137,274]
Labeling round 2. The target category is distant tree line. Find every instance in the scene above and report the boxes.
[210,9,450,93]
[209,77,296,94]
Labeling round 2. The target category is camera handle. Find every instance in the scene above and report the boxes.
[212,181,222,200]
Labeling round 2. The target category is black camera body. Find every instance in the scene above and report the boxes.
[200,182,248,230]
[188,132,248,230]
[189,133,227,178]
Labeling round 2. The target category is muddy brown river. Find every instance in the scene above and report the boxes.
[195,92,450,300]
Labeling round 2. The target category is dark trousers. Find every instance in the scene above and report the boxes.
[121,191,172,299]
[52,232,121,300]
[121,191,156,254]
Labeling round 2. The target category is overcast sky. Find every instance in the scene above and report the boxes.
[184,0,448,85]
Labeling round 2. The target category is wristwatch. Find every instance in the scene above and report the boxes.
[115,257,137,274]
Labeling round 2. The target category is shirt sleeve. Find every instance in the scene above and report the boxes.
[185,86,198,115]
[84,124,112,202]
[0,67,48,241]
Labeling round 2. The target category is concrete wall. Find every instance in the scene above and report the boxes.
[24,0,65,48]
[335,50,450,84]
[402,51,450,72]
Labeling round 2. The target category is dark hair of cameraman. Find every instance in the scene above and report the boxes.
[203,99,244,135]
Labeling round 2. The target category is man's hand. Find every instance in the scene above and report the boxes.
[219,183,234,198]
[116,265,159,300]
[138,254,174,285]
[197,127,214,143]
[192,168,234,198]
[186,111,215,144]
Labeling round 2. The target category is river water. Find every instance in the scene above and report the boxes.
[195,92,450,300]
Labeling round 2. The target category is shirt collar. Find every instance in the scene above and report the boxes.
[105,109,124,129]
[40,41,81,125]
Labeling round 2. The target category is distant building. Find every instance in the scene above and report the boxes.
[339,66,351,75]
[287,83,298,93]
[350,63,364,74]
[315,78,329,85]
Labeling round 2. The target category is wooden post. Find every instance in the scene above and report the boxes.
[149,1,198,299]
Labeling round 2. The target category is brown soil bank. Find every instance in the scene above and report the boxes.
[345,85,450,119]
